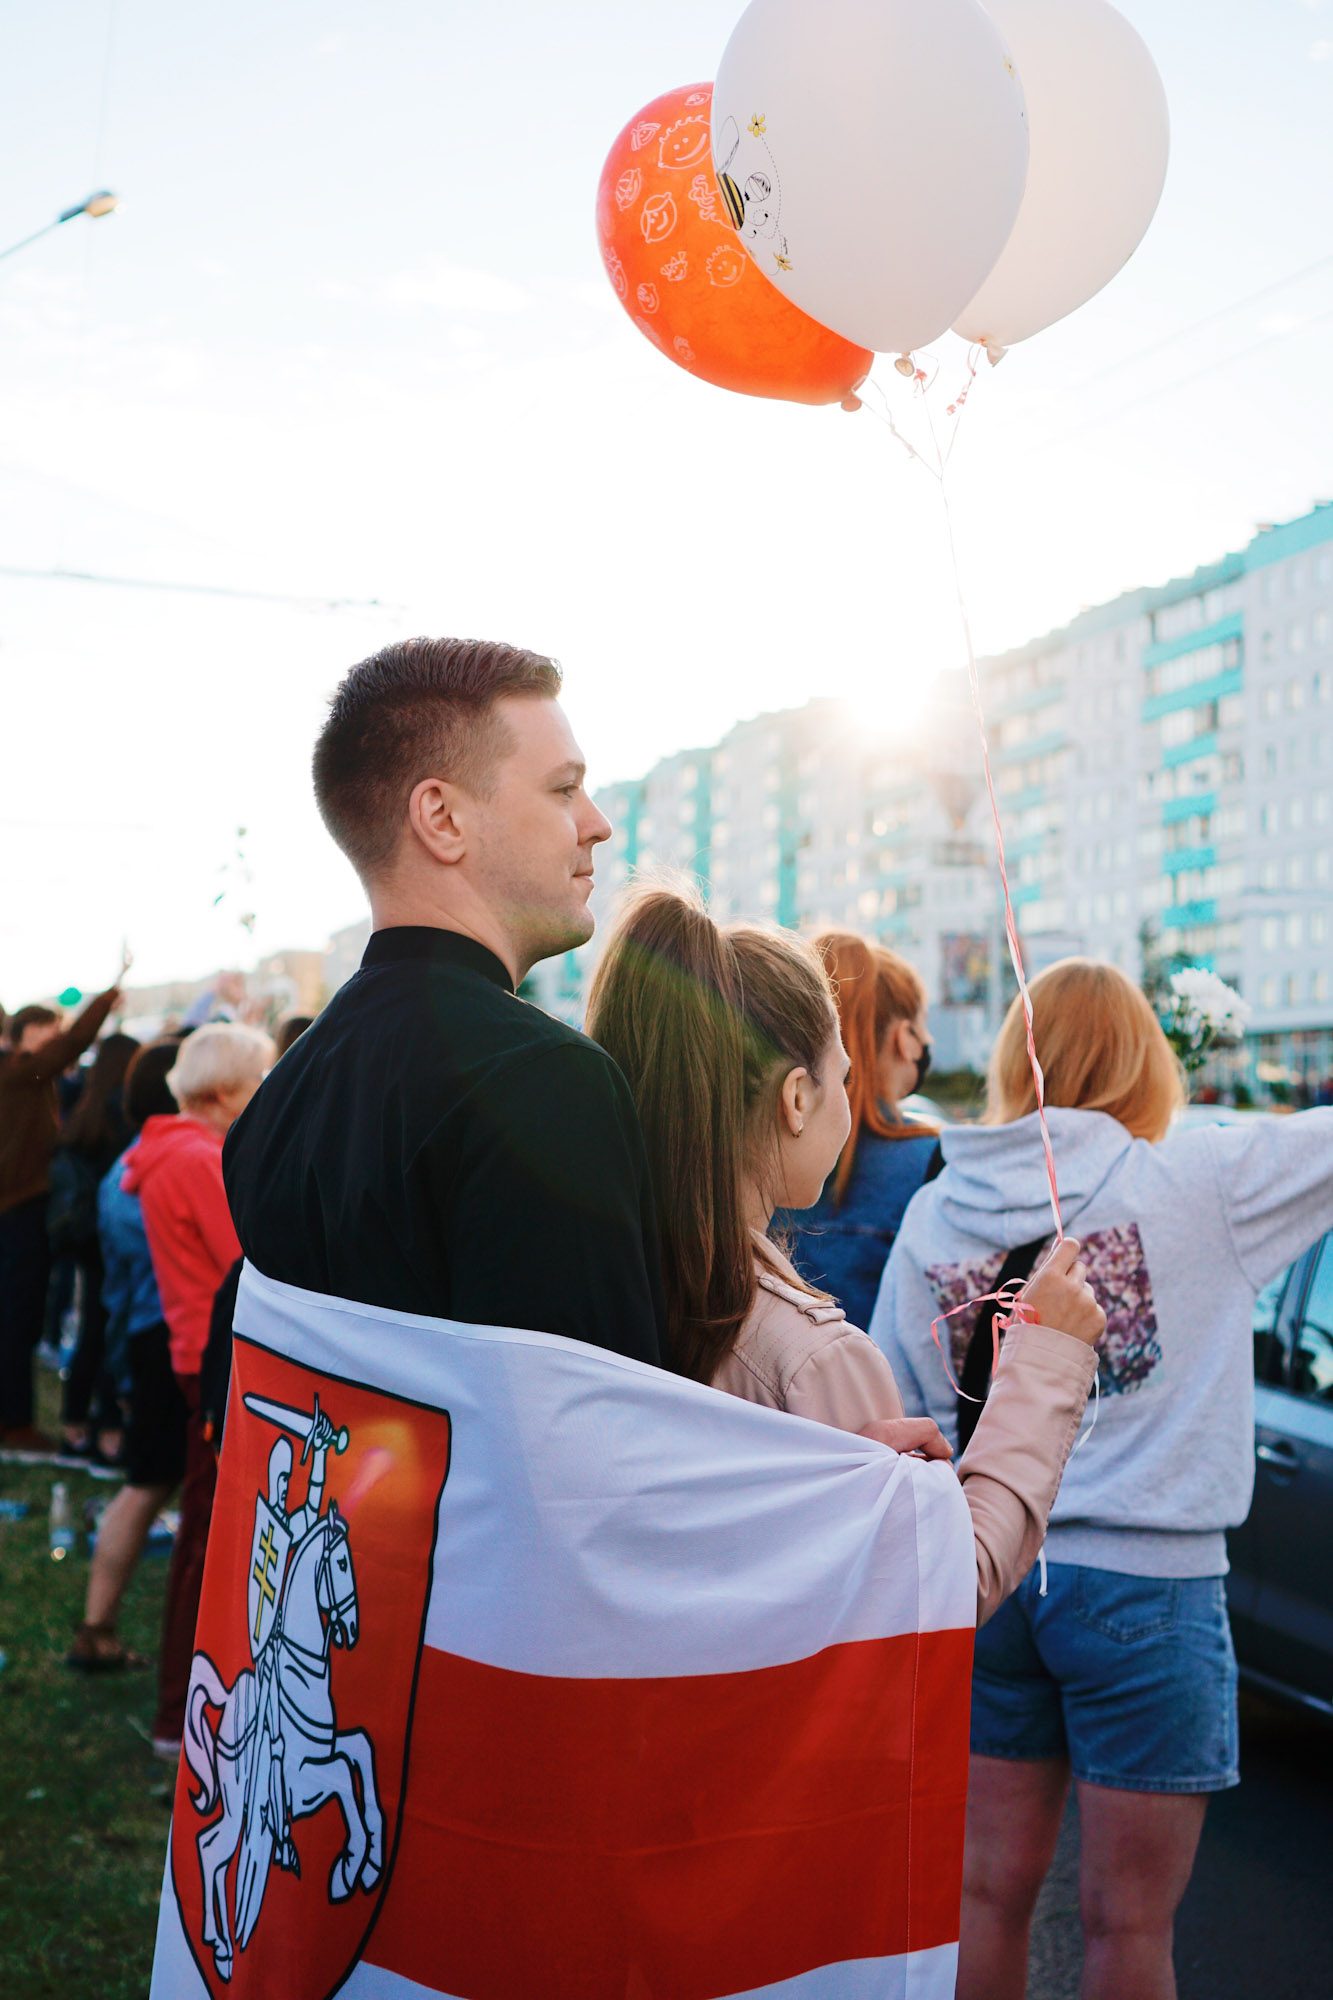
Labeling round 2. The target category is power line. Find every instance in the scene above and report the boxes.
[0,563,398,612]
[1059,300,1333,440]
[1069,248,1333,392]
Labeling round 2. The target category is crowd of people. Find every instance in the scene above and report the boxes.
[5,633,1332,2000]
[0,983,306,1755]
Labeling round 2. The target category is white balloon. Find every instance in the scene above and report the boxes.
[953,0,1169,351]
[712,0,1030,356]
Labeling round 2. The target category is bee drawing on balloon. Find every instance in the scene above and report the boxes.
[714,114,790,274]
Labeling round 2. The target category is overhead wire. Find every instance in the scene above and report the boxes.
[0,563,397,612]
[1067,247,1333,391]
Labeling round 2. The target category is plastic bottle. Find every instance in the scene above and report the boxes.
[49,1482,76,1562]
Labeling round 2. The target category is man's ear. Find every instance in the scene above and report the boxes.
[408,777,469,866]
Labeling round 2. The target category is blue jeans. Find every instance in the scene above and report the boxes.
[971,1561,1239,1794]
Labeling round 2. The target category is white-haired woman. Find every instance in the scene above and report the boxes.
[124,1022,272,1754]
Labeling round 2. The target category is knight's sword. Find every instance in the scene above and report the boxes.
[242,1392,349,1455]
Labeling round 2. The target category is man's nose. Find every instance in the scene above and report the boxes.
[584,804,613,847]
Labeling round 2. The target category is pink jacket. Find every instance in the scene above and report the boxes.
[711,1235,1098,1625]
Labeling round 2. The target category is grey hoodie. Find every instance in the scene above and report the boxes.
[870,1106,1333,1578]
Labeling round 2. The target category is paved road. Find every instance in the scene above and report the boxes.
[1026,1691,1333,1998]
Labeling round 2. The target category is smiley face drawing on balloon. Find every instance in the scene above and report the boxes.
[657,114,711,172]
[714,113,790,274]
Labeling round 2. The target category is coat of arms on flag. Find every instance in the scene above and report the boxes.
[162,1329,451,1999]
[153,1266,976,2000]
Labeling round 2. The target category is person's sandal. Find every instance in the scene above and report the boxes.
[66,1622,149,1671]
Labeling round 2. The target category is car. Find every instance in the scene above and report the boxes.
[1226,1232,1333,1720]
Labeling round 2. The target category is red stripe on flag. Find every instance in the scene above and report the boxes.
[366,1628,972,2000]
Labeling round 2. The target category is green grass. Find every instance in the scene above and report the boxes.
[0,1370,171,1999]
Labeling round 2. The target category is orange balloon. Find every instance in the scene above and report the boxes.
[596,84,872,407]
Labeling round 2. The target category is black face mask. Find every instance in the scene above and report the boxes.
[912,1040,933,1095]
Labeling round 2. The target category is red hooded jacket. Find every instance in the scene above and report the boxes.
[123,1114,241,1374]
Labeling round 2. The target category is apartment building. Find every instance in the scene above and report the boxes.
[550,500,1332,1091]
[573,684,1002,1070]
[980,499,1333,1091]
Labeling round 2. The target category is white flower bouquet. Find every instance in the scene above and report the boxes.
[1162,967,1251,1073]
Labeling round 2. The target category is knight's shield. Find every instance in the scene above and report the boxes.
[168,1337,451,2000]
[247,1500,292,1659]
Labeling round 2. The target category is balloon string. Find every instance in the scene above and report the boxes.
[930,1285,1039,1404]
[861,361,1063,1247]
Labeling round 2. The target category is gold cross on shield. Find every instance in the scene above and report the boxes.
[252,1521,280,1643]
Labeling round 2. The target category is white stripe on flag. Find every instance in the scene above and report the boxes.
[338,1943,960,2000]
[236,1263,975,1678]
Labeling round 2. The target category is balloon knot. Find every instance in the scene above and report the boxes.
[840,393,863,412]
[893,354,916,378]
[984,339,1007,367]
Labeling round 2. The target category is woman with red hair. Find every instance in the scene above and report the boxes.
[780,932,938,1334]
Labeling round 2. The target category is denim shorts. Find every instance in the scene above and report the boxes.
[970,1561,1239,1794]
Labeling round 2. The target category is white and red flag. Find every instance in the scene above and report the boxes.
[150,1263,975,2000]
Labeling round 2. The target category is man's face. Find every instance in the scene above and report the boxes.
[467,697,612,975]
[18,1020,61,1056]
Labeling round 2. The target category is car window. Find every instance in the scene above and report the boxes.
[1253,1266,1296,1387]
[1291,1239,1333,1404]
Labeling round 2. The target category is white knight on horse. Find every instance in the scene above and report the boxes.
[183,1390,383,1984]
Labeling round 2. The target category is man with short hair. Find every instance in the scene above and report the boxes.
[224,637,664,1363]
[0,981,124,1445]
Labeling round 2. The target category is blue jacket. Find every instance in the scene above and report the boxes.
[779,1127,939,1334]
[98,1143,164,1372]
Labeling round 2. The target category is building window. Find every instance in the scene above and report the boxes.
[1286,854,1304,888]
[1285,974,1299,1007]
[1261,975,1278,1007]
[1287,673,1305,705]
[1314,969,1329,1004]
[1261,860,1279,890]
[1289,798,1306,831]
[1311,911,1327,947]
[1286,914,1304,948]
[1260,802,1278,835]
[1289,626,1307,657]
[1261,687,1279,719]
[1261,917,1280,951]
[1263,745,1278,777]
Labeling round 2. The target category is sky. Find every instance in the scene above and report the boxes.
[2,0,1332,1000]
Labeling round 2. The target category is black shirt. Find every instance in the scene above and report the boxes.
[223,928,664,1365]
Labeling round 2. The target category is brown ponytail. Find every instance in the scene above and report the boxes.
[587,882,836,1384]
[814,932,934,1204]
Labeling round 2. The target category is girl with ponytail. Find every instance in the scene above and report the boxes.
[781,934,940,1335]
[587,883,1105,1623]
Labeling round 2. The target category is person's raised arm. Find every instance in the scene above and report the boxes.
[439,1042,664,1365]
[1205,1108,1333,1291]
[21,986,121,1083]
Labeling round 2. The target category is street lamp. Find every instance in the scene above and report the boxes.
[0,191,120,264]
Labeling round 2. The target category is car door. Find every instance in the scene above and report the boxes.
[1226,1259,1307,1647]
[1245,1233,1333,1711]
